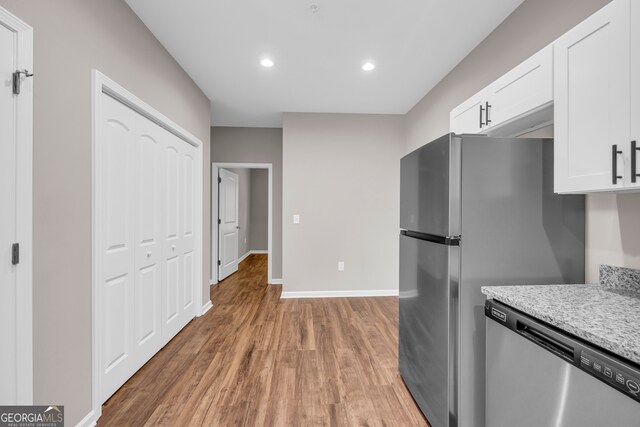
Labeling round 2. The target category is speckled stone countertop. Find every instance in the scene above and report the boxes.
[482,266,640,365]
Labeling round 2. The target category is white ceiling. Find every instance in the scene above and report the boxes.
[125,0,524,128]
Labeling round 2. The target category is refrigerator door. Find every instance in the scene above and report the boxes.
[399,233,459,427]
[400,133,461,237]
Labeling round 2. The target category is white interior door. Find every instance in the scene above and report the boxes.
[0,21,18,404]
[218,168,239,280]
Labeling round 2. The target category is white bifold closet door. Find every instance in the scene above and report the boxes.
[99,93,195,403]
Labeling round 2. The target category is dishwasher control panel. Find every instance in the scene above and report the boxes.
[580,350,640,403]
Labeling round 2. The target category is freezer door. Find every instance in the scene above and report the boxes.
[400,133,460,237]
[399,234,459,427]
[486,317,640,427]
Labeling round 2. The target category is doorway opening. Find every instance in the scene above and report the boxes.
[212,163,274,284]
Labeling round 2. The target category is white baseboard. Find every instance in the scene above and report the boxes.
[76,410,97,427]
[399,289,419,299]
[238,251,251,264]
[199,300,213,316]
[280,289,399,299]
[269,278,283,285]
[238,250,268,264]
[210,279,217,286]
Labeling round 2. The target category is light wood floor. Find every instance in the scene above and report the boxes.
[98,254,430,426]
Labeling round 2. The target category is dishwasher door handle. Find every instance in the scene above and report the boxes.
[516,321,575,362]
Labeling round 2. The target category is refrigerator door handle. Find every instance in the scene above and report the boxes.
[401,230,461,246]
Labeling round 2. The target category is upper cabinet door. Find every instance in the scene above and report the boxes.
[450,89,491,135]
[554,0,630,193]
[489,45,553,128]
[630,1,640,190]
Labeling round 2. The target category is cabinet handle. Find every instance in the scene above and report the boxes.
[479,105,485,129]
[485,102,492,126]
[612,144,623,185]
[632,141,640,183]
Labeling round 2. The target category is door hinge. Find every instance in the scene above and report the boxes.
[218,177,222,183]
[11,243,19,265]
[12,69,34,95]
[218,260,221,266]
[218,219,221,225]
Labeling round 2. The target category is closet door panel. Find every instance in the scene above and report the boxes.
[132,115,163,366]
[162,132,184,341]
[182,145,196,312]
[99,94,136,402]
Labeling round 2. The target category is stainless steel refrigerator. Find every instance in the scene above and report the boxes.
[398,133,585,427]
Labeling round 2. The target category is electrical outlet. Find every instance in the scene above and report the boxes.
[338,261,345,271]
[293,214,300,224]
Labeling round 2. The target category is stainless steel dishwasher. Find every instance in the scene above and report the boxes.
[485,299,640,427]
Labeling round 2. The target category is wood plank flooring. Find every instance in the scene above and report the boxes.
[98,254,429,426]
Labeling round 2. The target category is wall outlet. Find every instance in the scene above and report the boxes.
[338,261,345,271]
[293,214,300,224]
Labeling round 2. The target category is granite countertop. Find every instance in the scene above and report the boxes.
[481,265,640,365]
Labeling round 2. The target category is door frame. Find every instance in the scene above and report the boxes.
[1,6,33,405]
[91,70,204,423]
[211,163,273,285]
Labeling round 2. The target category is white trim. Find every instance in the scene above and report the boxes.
[238,251,251,264]
[0,6,34,405]
[269,278,283,285]
[199,300,213,316]
[239,249,268,264]
[239,250,268,264]
[212,163,273,285]
[75,410,97,427]
[91,70,204,423]
[280,289,399,299]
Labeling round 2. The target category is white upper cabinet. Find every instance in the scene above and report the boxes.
[629,0,640,190]
[487,45,553,132]
[450,45,553,137]
[450,88,490,135]
[554,0,633,193]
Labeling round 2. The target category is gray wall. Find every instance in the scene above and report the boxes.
[0,0,211,424]
[227,168,251,258]
[211,127,283,279]
[250,169,269,251]
[403,0,633,283]
[282,113,404,294]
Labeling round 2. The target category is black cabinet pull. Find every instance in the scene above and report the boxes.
[479,104,485,128]
[612,144,623,185]
[485,102,492,126]
[632,141,640,183]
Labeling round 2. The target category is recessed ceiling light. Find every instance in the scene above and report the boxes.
[261,58,274,68]
[362,62,375,71]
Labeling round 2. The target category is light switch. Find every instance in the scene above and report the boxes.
[338,261,345,271]
[293,214,300,224]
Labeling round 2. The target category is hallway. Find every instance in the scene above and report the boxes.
[98,254,428,426]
